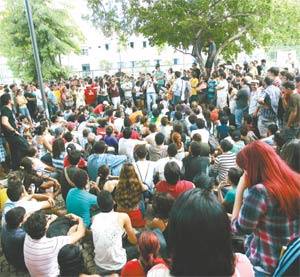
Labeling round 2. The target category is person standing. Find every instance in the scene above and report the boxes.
[235,77,250,128]
[205,36,217,77]
[1,94,29,169]
[153,64,165,93]
[143,73,157,111]
[216,71,229,109]
[108,77,120,109]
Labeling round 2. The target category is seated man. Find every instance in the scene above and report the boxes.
[148,132,168,161]
[155,161,195,199]
[1,207,27,271]
[23,211,85,277]
[88,141,127,181]
[66,169,98,227]
[2,172,55,225]
[91,190,137,275]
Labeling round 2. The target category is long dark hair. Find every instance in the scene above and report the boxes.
[52,138,65,159]
[168,189,235,276]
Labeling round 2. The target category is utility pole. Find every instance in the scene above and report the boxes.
[24,0,49,118]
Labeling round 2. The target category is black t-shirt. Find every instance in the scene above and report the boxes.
[1,106,16,135]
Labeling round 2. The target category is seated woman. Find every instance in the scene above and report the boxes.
[280,139,300,173]
[148,189,254,276]
[121,231,167,277]
[52,138,66,171]
[58,244,100,277]
[26,147,54,173]
[20,157,60,198]
[1,207,27,271]
[64,143,87,169]
[95,165,119,192]
[114,163,147,228]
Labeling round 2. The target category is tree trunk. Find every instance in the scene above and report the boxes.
[192,38,206,73]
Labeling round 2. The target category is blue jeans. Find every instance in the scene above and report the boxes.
[235,106,248,128]
[19,107,31,118]
[146,92,156,111]
[172,95,181,105]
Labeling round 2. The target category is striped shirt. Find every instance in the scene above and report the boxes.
[24,235,70,277]
[213,151,236,182]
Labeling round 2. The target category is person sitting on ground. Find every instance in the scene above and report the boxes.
[52,138,66,171]
[191,118,209,144]
[182,141,210,182]
[148,132,168,161]
[114,163,147,228]
[64,143,87,169]
[88,140,127,181]
[217,167,243,213]
[155,161,195,199]
[1,207,27,271]
[121,231,168,277]
[91,190,137,275]
[26,146,54,173]
[103,125,119,153]
[58,244,100,277]
[23,211,85,277]
[280,139,300,173]
[230,129,245,154]
[217,116,230,141]
[66,169,98,227]
[148,189,254,276]
[154,143,183,182]
[260,123,278,146]
[2,172,55,225]
[20,157,61,198]
[94,164,119,193]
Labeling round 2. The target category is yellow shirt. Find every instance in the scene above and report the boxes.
[54,90,62,104]
[190,78,199,96]
[0,188,8,212]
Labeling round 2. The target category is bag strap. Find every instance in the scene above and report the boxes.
[64,167,75,187]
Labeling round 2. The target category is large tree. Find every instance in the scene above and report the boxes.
[0,0,83,82]
[86,0,300,71]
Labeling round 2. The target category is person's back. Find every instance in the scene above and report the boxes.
[1,207,27,271]
[183,155,209,182]
[66,169,97,227]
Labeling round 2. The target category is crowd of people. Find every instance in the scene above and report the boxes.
[0,59,300,276]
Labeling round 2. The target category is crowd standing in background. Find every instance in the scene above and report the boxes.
[0,59,300,276]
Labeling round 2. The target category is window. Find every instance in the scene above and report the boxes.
[81,48,89,56]
[105,44,109,50]
[130,42,134,48]
[131,61,135,68]
[143,41,147,48]
[173,58,179,65]
[82,64,90,72]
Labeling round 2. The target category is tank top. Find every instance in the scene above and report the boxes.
[91,211,126,270]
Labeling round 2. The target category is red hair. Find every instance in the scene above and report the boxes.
[138,231,160,272]
[236,141,300,218]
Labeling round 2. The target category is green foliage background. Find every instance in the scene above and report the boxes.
[0,0,83,82]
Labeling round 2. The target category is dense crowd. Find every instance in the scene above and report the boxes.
[0,59,300,277]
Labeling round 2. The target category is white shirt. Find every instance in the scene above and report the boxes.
[144,132,157,146]
[190,128,210,144]
[134,160,156,189]
[91,211,126,270]
[24,235,70,277]
[154,157,183,181]
[114,118,124,133]
[118,138,145,162]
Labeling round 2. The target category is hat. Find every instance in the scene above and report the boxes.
[244,76,252,84]
[251,79,259,84]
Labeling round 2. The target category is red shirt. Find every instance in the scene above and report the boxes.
[93,104,104,114]
[84,85,97,105]
[63,156,87,169]
[155,180,195,199]
[121,258,167,277]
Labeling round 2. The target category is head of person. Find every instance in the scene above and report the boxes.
[119,163,140,184]
[160,116,169,127]
[227,167,243,187]
[52,138,65,159]
[220,139,233,153]
[193,173,214,191]
[73,169,88,189]
[167,143,178,158]
[58,244,85,277]
[196,118,206,129]
[20,157,34,174]
[236,141,300,218]
[192,133,202,142]
[282,81,296,96]
[97,190,114,212]
[174,111,182,121]
[135,144,148,160]
[155,132,165,146]
[92,141,107,154]
[26,147,38,158]
[295,75,300,89]
[5,206,26,229]
[175,71,181,79]
[105,125,114,136]
[123,127,132,139]
[267,123,278,137]
[152,192,175,220]
[0,93,12,106]
[168,189,234,276]
[164,161,181,185]
[264,76,274,87]
[281,139,300,173]
[171,132,182,150]
[231,129,241,142]
[6,173,24,202]
[138,231,161,272]
[63,132,73,143]
[267,66,279,78]
[189,141,202,157]
[23,211,48,239]
[149,123,157,133]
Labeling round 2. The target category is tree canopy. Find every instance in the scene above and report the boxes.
[0,0,83,82]
[86,0,300,69]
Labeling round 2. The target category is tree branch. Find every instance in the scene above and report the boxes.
[175,48,192,55]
